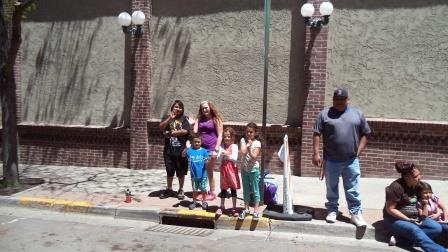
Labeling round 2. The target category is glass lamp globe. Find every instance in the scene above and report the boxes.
[300,3,315,18]
[132,11,145,25]
[319,2,334,16]
[117,12,132,26]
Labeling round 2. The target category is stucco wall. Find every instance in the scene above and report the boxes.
[327,0,448,121]
[20,0,130,126]
[150,0,305,126]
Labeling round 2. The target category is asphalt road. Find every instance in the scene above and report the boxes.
[0,206,406,252]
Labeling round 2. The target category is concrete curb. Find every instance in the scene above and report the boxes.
[0,195,386,241]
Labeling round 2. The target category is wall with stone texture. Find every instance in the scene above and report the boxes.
[326,0,448,121]
[150,0,305,126]
[20,0,130,126]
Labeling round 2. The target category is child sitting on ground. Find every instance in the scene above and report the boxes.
[417,181,448,228]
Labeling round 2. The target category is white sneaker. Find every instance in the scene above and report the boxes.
[326,211,337,223]
[388,235,396,246]
[351,213,367,227]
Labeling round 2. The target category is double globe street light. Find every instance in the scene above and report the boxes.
[300,1,333,29]
[117,11,146,37]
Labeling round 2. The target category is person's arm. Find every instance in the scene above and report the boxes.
[437,197,448,223]
[193,118,199,134]
[418,200,429,218]
[159,115,173,131]
[240,138,248,154]
[312,133,322,167]
[247,141,260,161]
[171,117,189,137]
[214,120,223,152]
[386,201,420,224]
[226,144,239,162]
[357,135,368,157]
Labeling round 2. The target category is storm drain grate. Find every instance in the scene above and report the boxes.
[146,224,214,237]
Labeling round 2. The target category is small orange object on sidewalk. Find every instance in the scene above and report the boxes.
[124,189,132,203]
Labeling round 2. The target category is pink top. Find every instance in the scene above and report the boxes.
[417,194,445,221]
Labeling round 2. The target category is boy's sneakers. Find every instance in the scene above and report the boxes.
[253,212,260,221]
[177,189,185,200]
[326,211,337,223]
[188,201,197,210]
[350,213,367,227]
[201,201,208,210]
[159,188,174,199]
[238,210,249,220]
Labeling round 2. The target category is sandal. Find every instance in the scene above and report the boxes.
[231,208,239,217]
[216,208,223,215]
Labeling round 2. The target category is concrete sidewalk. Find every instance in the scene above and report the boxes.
[1,165,447,243]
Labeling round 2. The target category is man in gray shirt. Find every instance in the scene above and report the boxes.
[312,88,371,227]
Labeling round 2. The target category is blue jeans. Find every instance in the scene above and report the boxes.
[324,158,361,215]
[383,216,445,252]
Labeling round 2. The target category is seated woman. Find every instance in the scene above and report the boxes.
[383,161,445,252]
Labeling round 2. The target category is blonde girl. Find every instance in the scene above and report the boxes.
[238,122,261,220]
[216,127,240,217]
[192,100,223,200]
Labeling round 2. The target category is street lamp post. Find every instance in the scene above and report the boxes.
[117,11,146,37]
[300,1,333,29]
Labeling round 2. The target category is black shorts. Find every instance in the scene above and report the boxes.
[164,154,188,177]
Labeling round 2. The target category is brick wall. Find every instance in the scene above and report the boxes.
[361,119,448,180]
[300,0,328,177]
[0,120,446,179]
[0,124,130,168]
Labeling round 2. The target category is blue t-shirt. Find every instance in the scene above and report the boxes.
[313,106,371,161]
[186,147,209,179]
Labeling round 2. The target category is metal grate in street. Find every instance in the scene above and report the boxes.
[146,224,214,237]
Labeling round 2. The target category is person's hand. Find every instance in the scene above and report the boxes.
[185,140,191,149]
[170,109,178,119]
[409,218,422,225]
[312,153,322,167]
[429,212,441,220]
[222,150,230,156]
[247,139,253,147]
[437,219,448,224]
[421,199,429,205]
[187,114,196,125]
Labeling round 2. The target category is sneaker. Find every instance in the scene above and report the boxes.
[201,201,208,210]
[159,188,173,199]
[177,189,185,200]
[351,213,367,227]
[253,212,260,221]
[238,210,249,220]
[388,236,396,246]
[188,201,197,210]
[205,192,216,201]
[326,211,337,223]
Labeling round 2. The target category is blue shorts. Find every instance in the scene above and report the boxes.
[192,177,207,192]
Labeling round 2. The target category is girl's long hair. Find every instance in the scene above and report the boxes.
[197,100,223,126]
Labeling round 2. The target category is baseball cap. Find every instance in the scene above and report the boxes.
[333,88,348,98]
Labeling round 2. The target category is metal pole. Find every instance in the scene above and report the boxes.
[260,0,271,206]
